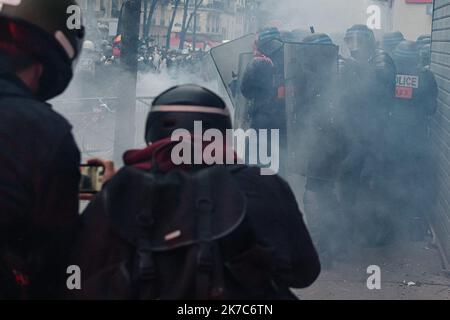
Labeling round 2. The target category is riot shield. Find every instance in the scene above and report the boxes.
[284,42,339,178]
[210,34,255,129]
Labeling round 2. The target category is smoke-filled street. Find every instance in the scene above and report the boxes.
[297,239,450,299]
[2,0,450,302]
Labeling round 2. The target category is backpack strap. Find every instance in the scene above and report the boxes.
[195,171,215,299]
[135,179,157,300]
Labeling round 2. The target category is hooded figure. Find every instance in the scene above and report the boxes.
[69,84,321,300]
[0,0,85,299]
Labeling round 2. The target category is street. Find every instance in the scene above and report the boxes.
[296,238,450,300]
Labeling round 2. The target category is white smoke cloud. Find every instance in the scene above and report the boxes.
[262,0,371,34]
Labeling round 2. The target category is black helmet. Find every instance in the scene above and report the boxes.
[280,30,295,42]
[303,33,333,45]
[344,24,376,60]
[0,0,85,100]
[380,31,405,54]
[145,85,232,144]
[393,40,420,66]
[416,34,431,48]
[419,43,431,67]
[256,27,283,57]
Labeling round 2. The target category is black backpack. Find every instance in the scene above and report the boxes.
[71,165,279,300]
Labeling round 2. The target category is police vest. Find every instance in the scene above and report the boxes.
[395,73,419,100]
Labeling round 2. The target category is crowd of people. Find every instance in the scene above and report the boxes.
[74,36,209,81]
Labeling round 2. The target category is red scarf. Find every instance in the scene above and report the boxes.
[123,136,238,173]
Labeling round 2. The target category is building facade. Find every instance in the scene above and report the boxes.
[429,0,450,271]
[78,0,259,49]
[359,0,432,40]
[391,0,433,39]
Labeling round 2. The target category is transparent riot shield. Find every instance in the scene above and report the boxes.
[284,42,339,178]
[210,34,255,129]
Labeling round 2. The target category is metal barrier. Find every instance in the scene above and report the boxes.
[53,96,154,160]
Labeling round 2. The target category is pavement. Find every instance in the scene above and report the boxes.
[294,238,450,300]
[286,174,450,300]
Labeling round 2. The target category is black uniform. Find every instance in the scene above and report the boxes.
[0,71,81,299]
[241,54,286,131]
[240,29,287,175]
[299,34,348,266]
[338,49,397,246]
[388,41,438,238]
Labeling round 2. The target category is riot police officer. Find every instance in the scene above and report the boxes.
[380,31,405,57]
[301,33,347,267]
[70,84,321,299]
[389,40,438,240]
[417,34,431,49]
[338,24,397,247]
[0,0,84,298]
[416,35,432,69]
[240,27,287,174]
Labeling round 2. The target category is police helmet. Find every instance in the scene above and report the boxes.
[381,31,405,54]
[416,34,431,48]
[393,40,420,63]
[303,33,333,45]
[344,24,376,58]
[256,27,283,56]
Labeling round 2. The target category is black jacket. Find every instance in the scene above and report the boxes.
[231,166,321,290]
[0,72,81,299]
[71,165,320,299]
[240,55,286,132]
[338,51,397,178]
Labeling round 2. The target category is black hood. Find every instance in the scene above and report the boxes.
[0,69,35,100]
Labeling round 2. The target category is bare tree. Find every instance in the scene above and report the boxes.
[178,0,190,50]
[179,0,204,50]
[143,0,173,41]
[166,0,181,49]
